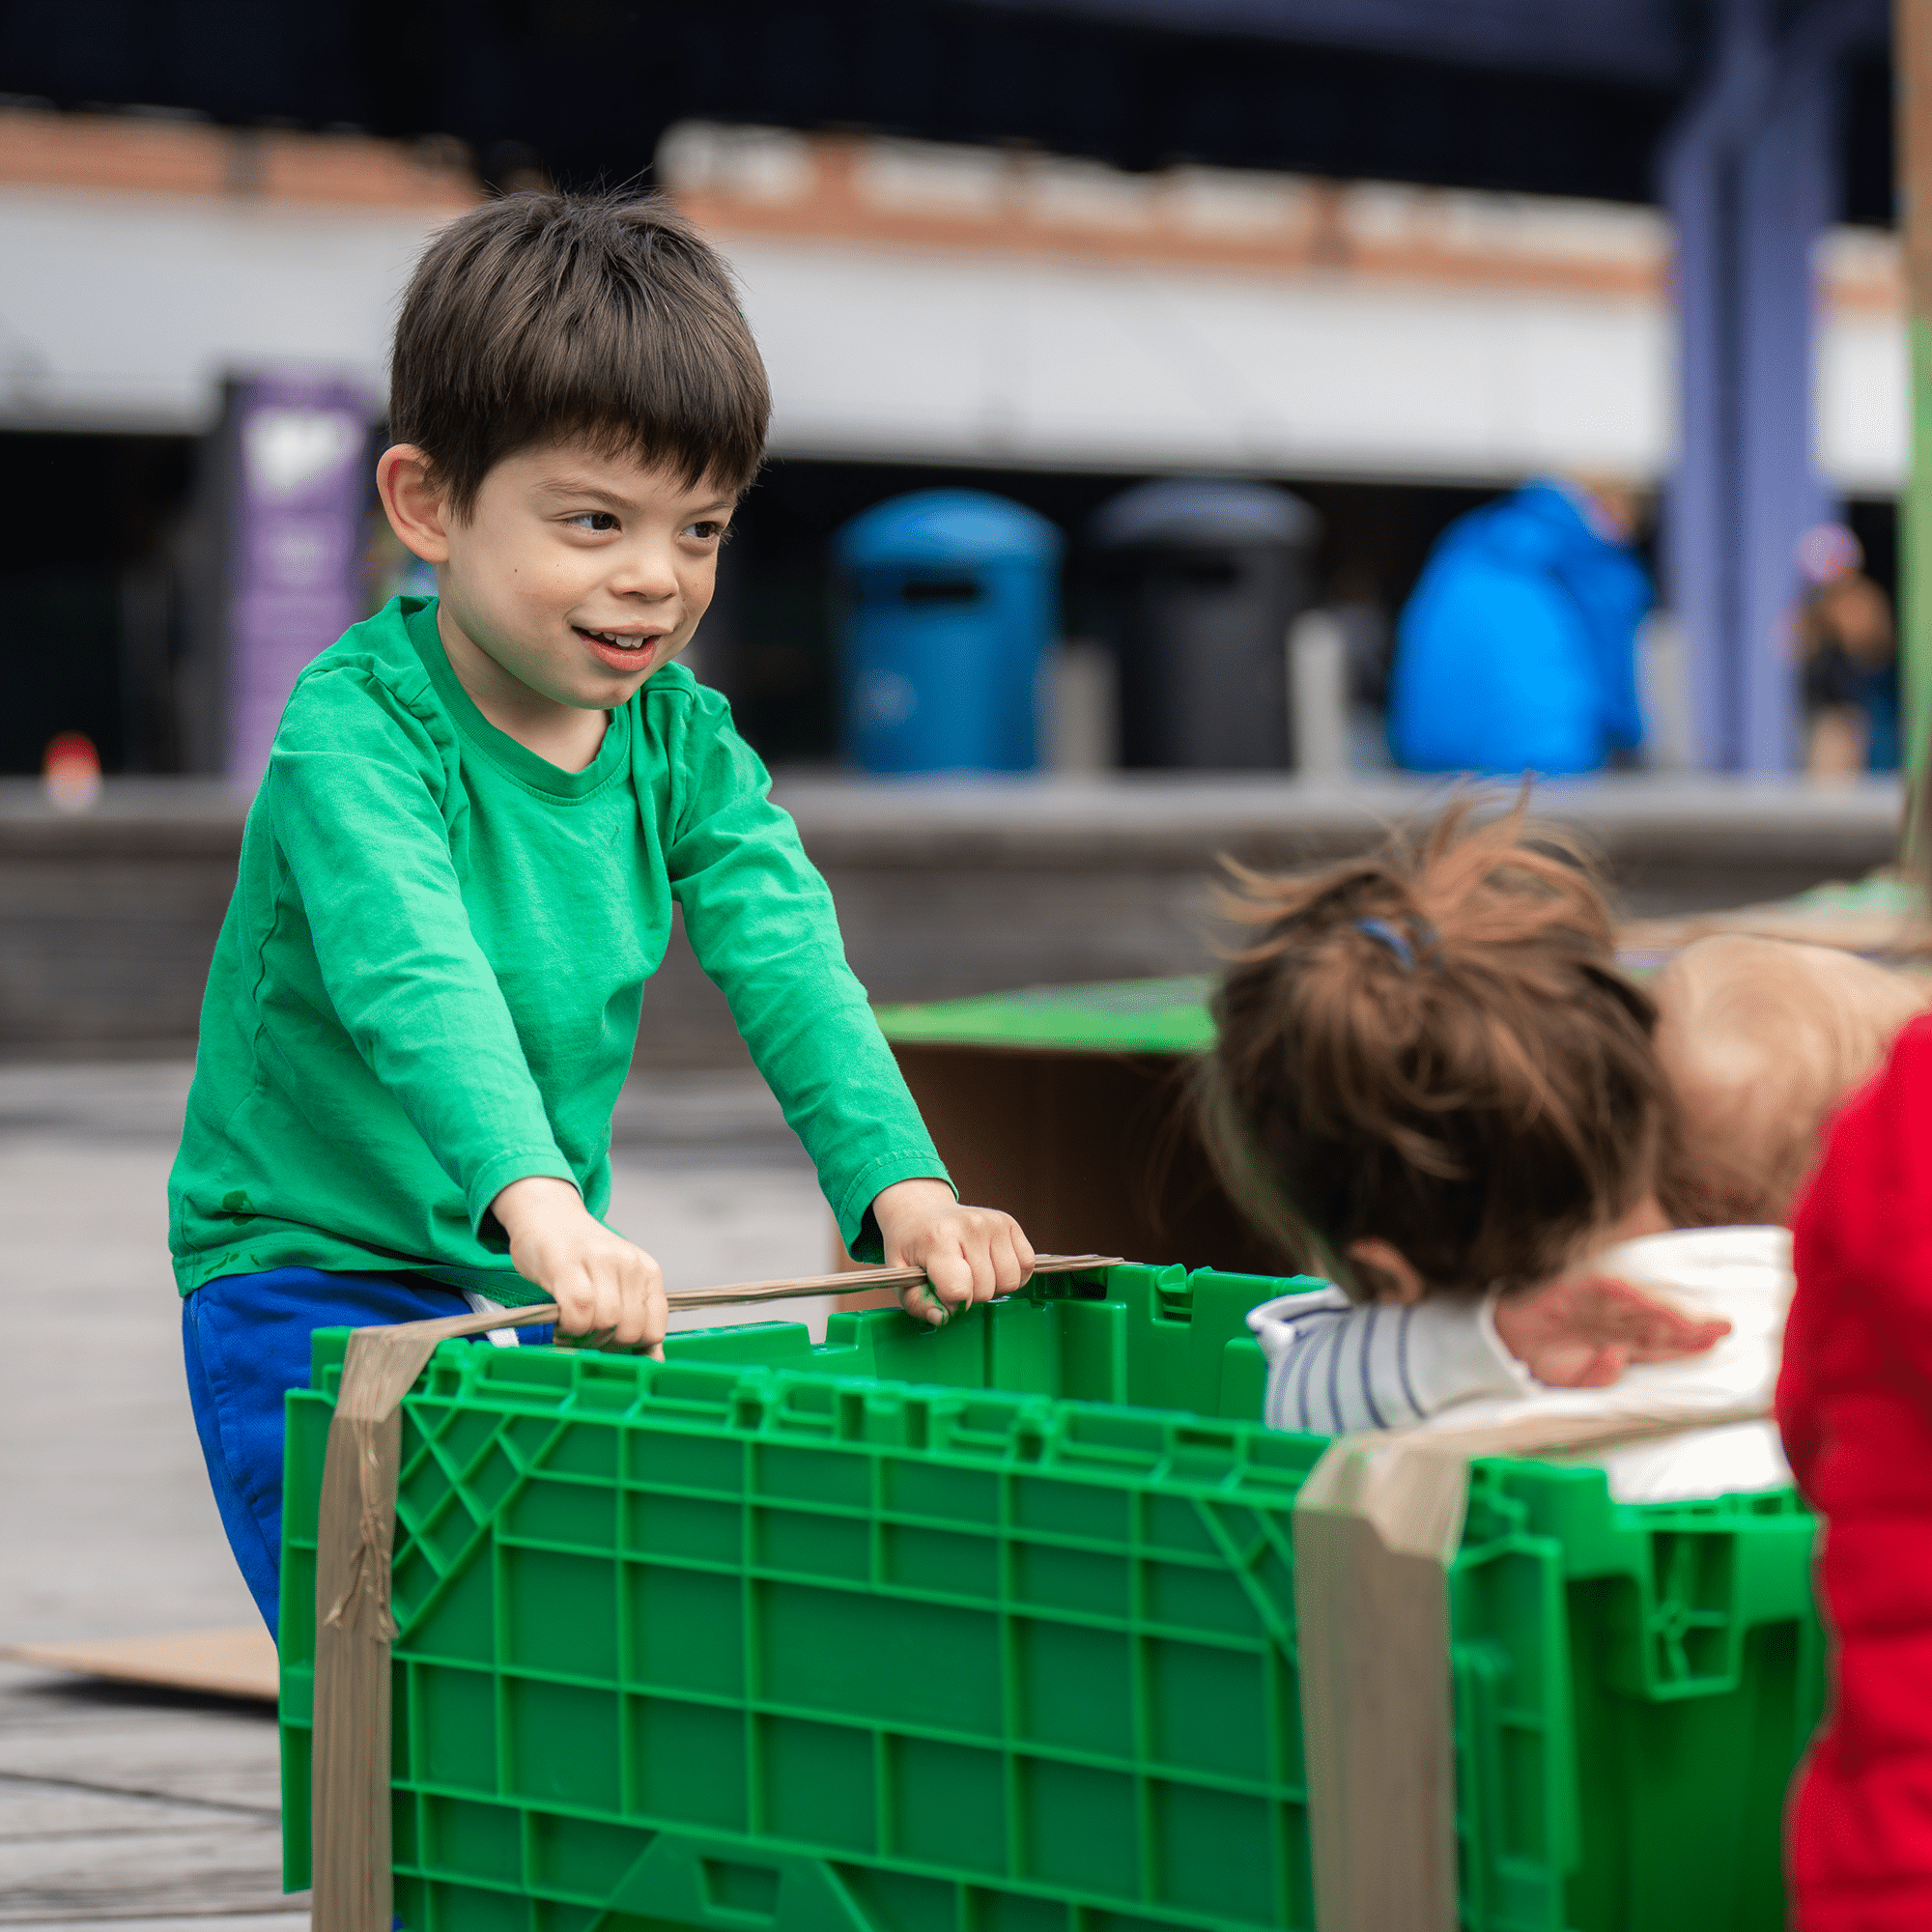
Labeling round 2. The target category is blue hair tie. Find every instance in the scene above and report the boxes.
[1356,917,1434,969]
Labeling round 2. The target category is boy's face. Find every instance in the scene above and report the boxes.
[410,440,737,716]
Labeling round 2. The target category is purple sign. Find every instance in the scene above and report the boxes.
[227,372,371,785]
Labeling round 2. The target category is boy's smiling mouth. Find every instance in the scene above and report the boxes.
[575,625,665,668]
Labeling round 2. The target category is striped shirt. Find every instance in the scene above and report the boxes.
[1245,1284,1531,1435]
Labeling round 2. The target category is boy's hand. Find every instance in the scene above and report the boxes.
[492,1176,668,1353]
[872,1179,1036,1325]
[1492,1272,1731,1388]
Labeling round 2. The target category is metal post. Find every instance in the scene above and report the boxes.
[1899,0,1932,791]
[1662,0,1796,773]
[1662,0,1881,772]
[1739,57,1838,773]
[1661,19,1751,771]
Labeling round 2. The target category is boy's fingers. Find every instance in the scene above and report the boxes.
[638,1283,668,1350]
[554,1278,598,1337]
[611,1256,666,1350]
[964,1238,1001,1303]
[936,1260,979,1310]
[902,1279,953,1325]
[593,1272,627,1340]
[1014,1225,1037,1279]
[923,1246,977,1317]
[893,1267,945,1324]
[991,1226,1030,1295]
[555,1264,612,1338]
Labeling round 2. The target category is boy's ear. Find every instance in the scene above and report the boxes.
[1345,1236,1430,1305]
[376,443,452,564]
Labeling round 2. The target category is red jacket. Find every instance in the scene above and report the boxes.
[1781,1014,1932,1928]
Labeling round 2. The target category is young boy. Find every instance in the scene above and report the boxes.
[169,190,1033,1632]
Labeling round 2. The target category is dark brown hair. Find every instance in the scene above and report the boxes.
[388,190,770,514]
[1198,800,1666,1298]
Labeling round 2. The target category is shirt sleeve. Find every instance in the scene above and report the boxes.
[266,668,577,1232]
[1246,1286,1533,1435]
[662,695,950,1259]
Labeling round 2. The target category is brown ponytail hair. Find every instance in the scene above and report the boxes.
[1198,798,1666,1298]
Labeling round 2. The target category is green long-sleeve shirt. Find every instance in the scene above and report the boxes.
[168,595,947,1303]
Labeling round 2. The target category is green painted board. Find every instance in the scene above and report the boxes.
[873,974,1214,1054]
[874,878,1921,1053]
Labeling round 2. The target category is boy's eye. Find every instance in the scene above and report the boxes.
[568,511,619,532]
[683,520,729,543]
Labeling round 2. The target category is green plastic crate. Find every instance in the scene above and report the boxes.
[278,1264,1823,1932]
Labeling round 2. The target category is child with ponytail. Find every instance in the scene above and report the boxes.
[1200,800,1921,1501]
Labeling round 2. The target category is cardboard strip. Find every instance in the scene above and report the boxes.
[3,1626,280,1702]
[309,1253,1118,1932]
[1292,1402,1772,1932]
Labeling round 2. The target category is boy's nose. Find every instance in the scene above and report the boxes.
[609,542,680,600]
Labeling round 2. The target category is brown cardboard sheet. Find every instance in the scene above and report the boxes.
[891,1040,1295,1274]
[3,1625,279,1702]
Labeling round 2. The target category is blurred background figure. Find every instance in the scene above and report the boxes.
[1387,475,1653,777]
[1797,522,1898,777]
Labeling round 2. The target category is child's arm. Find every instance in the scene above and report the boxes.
[660,690,1029,1317]
[1249,1286,1533,1434]
[1249,1275,1730,1434]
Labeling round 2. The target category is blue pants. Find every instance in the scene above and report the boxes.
[182,1267,553,1635]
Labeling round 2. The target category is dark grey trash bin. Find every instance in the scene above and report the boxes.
[1092,479,1320,769]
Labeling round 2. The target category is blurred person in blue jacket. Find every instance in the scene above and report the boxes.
[1388,476,1651,776]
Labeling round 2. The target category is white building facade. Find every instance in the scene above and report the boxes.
[0,112,1905,497]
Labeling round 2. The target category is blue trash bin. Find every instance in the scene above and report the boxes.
[835,490,1063,773]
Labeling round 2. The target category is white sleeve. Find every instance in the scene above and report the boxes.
[1246,1286,1535,1435]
